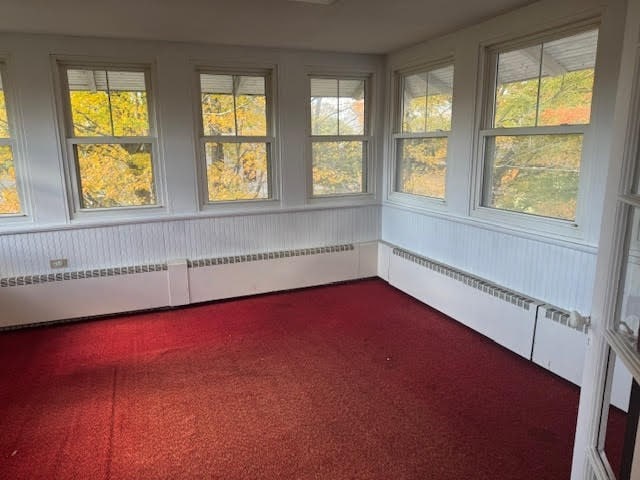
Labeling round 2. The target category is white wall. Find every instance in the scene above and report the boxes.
[381,0,627,313]
[0,34,384,279]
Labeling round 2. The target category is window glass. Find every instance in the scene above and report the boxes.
[64,66,156,210]
[0,71,21,215]
[395,64,453,199]
[310,76,368,197]
[482,29,598,220]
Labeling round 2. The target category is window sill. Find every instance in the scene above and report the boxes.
[307,192,376,208]
[387,191,447,213]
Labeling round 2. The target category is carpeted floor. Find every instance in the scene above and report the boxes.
[0,279,626,479]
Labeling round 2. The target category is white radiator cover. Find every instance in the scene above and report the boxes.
[387,247,538,359]
[382,244,632,411]
[0,242,378,329]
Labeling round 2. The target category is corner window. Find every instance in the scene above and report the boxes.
[309,76,370,196]
[394,64,453,199]
[61,66,158,210]
[479,28,598,221]
[0,66,22,215]
[198,72,273,203]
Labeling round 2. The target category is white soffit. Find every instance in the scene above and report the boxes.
[0,0,540,54]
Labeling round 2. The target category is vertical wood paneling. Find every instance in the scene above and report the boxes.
[382,205,597,312]
[0,206,380,278]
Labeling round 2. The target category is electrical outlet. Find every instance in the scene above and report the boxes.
[50,258,68,269]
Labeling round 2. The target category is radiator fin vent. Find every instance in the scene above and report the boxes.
[188,244,355,268]
[393,247,536,311]
[0,263,168,288]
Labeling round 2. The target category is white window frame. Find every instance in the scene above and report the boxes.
[471,22,600,239]
[57,60,164,218]
[306,72,374,202]
[389,58,454,211]
[195,67,278,210]
[0,59,30,223]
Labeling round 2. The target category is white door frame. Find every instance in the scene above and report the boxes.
[572,0,640,478]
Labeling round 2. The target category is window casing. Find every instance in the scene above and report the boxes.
[393,63,454,201]
[60,64,160,213]
[197,70,274,204]
[0,64,24,217]
[308,75,371,197]
[477,27,599,227]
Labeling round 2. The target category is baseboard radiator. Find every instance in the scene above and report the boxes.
[0,242,378,329]
[383,244,631,410]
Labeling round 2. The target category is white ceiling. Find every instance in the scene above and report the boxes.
[0,0,540,54]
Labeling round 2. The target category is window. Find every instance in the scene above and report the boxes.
[479,28,598,222]
[309,76,370,196]
[394,63,453,199]
[0,66,22,215]
[198,72,273,203]
[61,65,158,210]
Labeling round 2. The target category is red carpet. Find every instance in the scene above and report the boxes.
[0,279,626,479]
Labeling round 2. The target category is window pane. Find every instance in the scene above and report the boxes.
[201,74,235,136]
[402,65,453,133]
[0,145,20,214]
[200,74,267,137]
[0,76,10,138]
[338,79,365,135]
[494,47,541,128]
[310,78,339,136]
[236,76,267,136]
[402,72,427,133]
[67,69,149,137]
[426,66,453,131]
[396,137,447,199]
[74,143,155,208]
[312,141,364,195]
[538,30,598,126]
[205,142,269,201]
[483,134,582,220]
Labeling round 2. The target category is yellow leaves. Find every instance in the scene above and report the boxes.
[0,145,20,214]
[75,144,154,208]
[206,142,268,201]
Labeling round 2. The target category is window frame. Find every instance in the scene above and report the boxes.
[471,22,600,238]
[195,67,278,209]
[0,59,30,222]
[57,60,164,217]
[306,72,374,201]
[389,58,454,209]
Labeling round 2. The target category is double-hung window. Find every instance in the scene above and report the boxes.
[394,63,454,200]
[61,65,158,211]
[0,65,23,216]
[478,28,599,222]
[309,76,370,196]
[198,71,273,203]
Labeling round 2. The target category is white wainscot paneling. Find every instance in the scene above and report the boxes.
[381,206,597,313]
